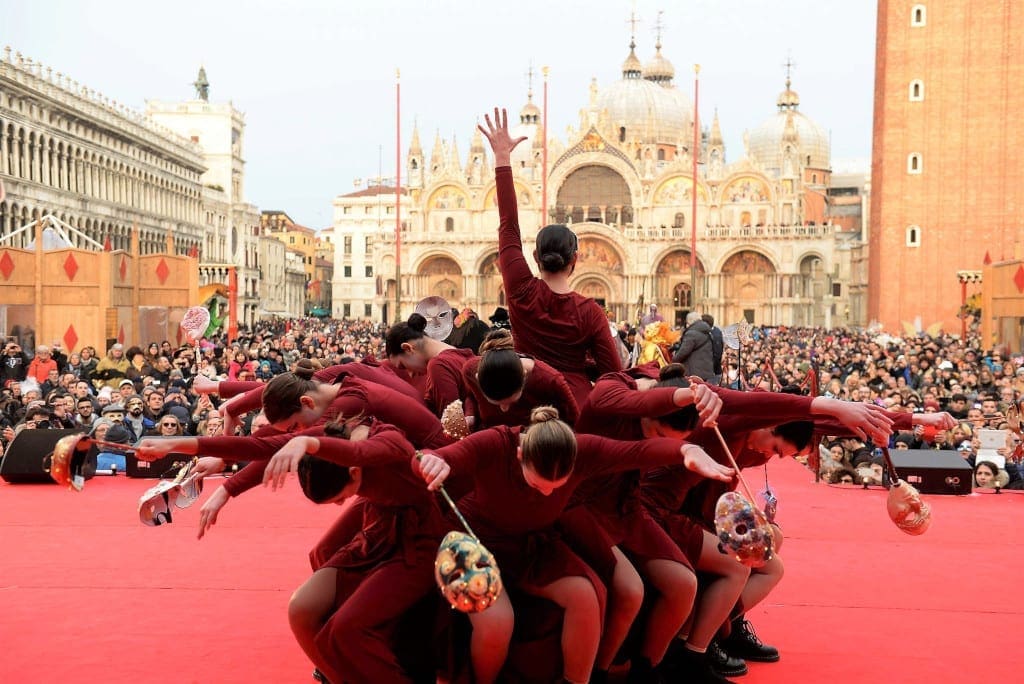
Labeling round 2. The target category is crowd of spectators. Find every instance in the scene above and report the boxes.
[3,315,1021,491]
[0,318,387,454]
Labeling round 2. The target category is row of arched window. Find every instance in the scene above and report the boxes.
[0,201,200,256]
[0,116,203,223]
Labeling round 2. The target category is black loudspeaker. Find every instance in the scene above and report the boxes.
[886,449,974,495]
[125,436,193,479]
[0,428,85,484]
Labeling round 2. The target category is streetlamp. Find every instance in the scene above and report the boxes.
[955,270,982,340]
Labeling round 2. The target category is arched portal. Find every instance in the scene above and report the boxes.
[655,249,705,325]
[554,165,631,227]
[417,255,463,304]
[720,250,777,325]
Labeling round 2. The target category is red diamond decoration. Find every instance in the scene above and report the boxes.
[118,325,125,344]
[63,253,79,281]
[1014,265,1024,294]
[119,256,128,282]
[983,251,992,265]
[155,258,170,284]
[103,235,112,251]
[63,325,79,352]
[0,251,14,280]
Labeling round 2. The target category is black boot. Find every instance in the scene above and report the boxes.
[674,647,735,684]
[708,640,748,677]
[721,616,779,663]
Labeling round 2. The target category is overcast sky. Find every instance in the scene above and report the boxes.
[5,0,876,229]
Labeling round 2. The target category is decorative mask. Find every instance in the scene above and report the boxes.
[434,531,503,613]
[715,492,774,568]
[414,296,453,341]
[886,480,931,535]
[48,434,91,491]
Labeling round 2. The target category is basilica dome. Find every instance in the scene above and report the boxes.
[747,78,830,174]
[597,42,693,145]
[642,42,675,85]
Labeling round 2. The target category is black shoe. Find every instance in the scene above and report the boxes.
[674,648,735,684]
[312,668,330,684]
[709,640,748,677]
[721,617,780,663]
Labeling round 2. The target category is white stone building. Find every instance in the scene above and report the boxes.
[146,69,262,328]
[0,47,205,255]
[330,38,858,330]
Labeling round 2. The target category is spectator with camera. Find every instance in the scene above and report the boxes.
[2,341,29,384]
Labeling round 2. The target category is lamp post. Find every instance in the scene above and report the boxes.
[955,270,982,340]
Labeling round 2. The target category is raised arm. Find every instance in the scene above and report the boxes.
[479,108,534,295]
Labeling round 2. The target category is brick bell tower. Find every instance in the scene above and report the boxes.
[869,1,1024,335]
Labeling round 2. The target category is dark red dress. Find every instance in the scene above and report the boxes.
[424,347,475,418]
[566,368,699,574]
[426,427,689,590]
[305,427,447,684]
[461,355,579,430]
[494,165,622,405]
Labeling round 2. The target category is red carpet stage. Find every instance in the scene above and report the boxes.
[1,458,1021,683]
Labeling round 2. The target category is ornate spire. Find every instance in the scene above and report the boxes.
[193,65,209,102]
[643,10,675,85]
[622,9,642,79]
[776,56,800,111]
[408,119,422,157]
[519,63,541,124]
[710,108,723,146]
[448,133,462,172]
[429,130,445,169]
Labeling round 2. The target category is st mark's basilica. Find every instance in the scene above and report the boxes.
[329,36,862,329]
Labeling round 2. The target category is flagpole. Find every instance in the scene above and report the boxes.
[542,66,549,222]
[394,68,402,324]
[690,64,700,309]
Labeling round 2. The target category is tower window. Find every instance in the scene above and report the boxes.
[445,217,455,232]
[619,127,626,143]
[906,225,921,247]
[911,4,926,26]
[907,153,923,174]
[909,79,924,101]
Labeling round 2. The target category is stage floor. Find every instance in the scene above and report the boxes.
[1,457,1021,683]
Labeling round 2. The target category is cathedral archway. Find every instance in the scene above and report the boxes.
[574,276,612,311]
[720,249,776,325]
[799,253,828,326]
[655,249,705,323]
[417,255,463,304]
[554,165,631,227]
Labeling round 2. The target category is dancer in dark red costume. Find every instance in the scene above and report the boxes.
[462,329,579,429]
[478,108,622,406]
[415,405,734,684]
[385,312,475,417]
[141,418,444,684]
[568,363,744,683]
[641,386,902,671]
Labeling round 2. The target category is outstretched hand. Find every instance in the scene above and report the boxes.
[478,107,527,166]
[830,400,894,446]
[682,444,735,482]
